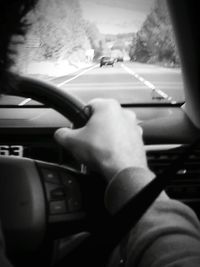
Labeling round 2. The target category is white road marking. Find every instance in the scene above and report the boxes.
[138,77,145,82]
[18,64,99,106]
[56,64,99,87]
[143,80,155,89]
[18,98,32,106]
[121,63,176,103]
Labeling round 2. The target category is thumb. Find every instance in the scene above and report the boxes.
[54,127,80,150]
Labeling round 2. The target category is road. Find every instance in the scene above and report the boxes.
[51,61,184,104]
[0,62,184,105]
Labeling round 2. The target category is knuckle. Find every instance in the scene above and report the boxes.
[106,99,121,111]
[87,98,106,113]
[137,125,143,135]
[89,98,120,109]
[88,98,104,107]
[124,110,137,120]
[107,98,119,105]
[130,111,137,119]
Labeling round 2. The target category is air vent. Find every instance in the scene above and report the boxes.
[147,145,200,201]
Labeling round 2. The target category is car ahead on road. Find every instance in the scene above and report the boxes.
[0,1,200,267]
[100,56,115,67]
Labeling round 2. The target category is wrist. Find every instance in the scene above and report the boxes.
[100,154,148,183]
[104,166,156,214]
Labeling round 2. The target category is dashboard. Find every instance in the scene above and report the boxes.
[0,105,200,220]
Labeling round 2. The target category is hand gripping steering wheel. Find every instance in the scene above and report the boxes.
[0,74,194,267]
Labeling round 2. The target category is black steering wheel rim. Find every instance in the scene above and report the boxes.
[8,73,91,128]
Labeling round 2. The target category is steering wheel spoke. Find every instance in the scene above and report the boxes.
[0,156,45,252]
[37,161,85,223]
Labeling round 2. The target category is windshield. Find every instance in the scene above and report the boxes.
[7,0,185,106]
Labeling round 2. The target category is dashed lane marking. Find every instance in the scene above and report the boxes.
[18,98,32,106]
[121,63,176,103]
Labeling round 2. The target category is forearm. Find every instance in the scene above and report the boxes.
[126,198,200,267]
[104,167,200,267]
[104,166,167,214]
[0,223,13,267]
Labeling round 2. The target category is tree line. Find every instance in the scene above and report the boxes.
[16,0,105,69]
[129,0,180,67]
[15,0,180,69]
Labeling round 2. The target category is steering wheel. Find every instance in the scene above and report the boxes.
[0,74,193,267]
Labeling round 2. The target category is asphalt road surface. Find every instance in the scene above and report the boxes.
[51,61,184,104]
[0,62,184,106]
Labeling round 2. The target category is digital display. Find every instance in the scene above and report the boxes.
[0,145,24,157]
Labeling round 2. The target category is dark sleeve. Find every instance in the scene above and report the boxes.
[104,167,162,214]
[105,167,200,267]
[0,222,13,267]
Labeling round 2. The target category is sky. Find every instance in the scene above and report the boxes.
[80,0,155,34]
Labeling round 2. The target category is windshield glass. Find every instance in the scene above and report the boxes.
[11,0,184,105]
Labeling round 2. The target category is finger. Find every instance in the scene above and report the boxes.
[83,105,93,119]
[123,110,143,135]
[54,127,80,150]
[123,109,137,122]
[138,125,143,135]
[88,98,121,113]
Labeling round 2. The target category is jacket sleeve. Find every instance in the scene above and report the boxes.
[105,167,200,267]
[0,223,13,267]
